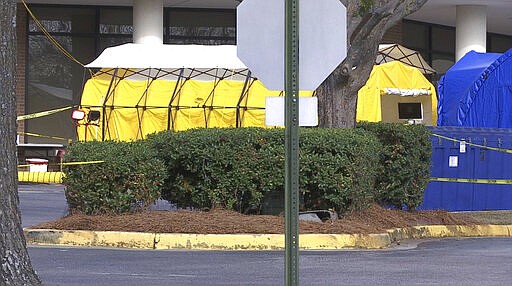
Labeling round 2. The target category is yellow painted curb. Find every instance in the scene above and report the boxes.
[24,230,391,250]
[387,224,512,242]
[155,233,283,250]
[24,224,512,250]
[154,233,391,250]
[25,229,155,249]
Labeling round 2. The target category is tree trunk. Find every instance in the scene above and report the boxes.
[0,1,42,285]
[317,0,429,128]
[316,68,360,128]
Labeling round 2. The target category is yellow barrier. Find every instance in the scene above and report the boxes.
[430,177,512,185]
[17,161,103,184]
[18,171,64,184]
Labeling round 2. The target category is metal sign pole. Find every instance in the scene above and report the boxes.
[284,0,299,285]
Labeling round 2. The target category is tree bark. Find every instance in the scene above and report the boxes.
[0,1,42,285]
[317,0,429,128]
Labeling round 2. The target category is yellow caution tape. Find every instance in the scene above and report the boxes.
[430,177,512,185]
[432,133,512,154]
[18,160,104,168]
[18,171,63,184]
[18,131,71,143]
[60,160,105,166]
[17,106,73,121]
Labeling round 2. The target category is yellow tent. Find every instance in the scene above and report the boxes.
[75,44,311,141]
[357,61,437,125]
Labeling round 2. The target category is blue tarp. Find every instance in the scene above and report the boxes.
[437,49,512,127]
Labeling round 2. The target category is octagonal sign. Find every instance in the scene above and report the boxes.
[237,0,347,91]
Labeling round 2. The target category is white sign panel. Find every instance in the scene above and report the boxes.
[459,141,466,153]
[237,0,347,91]
[449,156,459,168]
[265,96,318,126]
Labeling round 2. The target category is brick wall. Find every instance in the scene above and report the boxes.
[382,21,403,44]
[16,3,27,144]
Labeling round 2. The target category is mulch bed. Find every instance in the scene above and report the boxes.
[32,204,479,234]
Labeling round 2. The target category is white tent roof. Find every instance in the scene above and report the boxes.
[85,43,248,70]
[377,44,436,74]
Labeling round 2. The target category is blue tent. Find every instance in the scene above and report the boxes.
[437,49,512,127]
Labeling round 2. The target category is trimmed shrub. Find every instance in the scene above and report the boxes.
[63,123,429,215]
[358,122,432,210]
[63,140,167,215]
[148,128,283,212]
[299,128,382,213]
[147,127,382,214]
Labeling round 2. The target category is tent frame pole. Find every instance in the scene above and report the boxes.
[203,69,230,128]
[236,71,253,128]
[167,68,185,131]
[102,68,119,141]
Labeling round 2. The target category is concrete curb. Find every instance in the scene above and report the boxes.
[24,224,512,250]
[386,224,512,242]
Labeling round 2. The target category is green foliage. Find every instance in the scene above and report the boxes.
[63,123,431,215]
[147,127,382,214]
[148,128,283,212]
[63,140,167,215]
[299,128,381,213]
[358,122,432,210]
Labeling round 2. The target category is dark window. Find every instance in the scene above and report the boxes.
[27,35,95,143]
[403,19,512,77]
[403,21,428,50]
[398,103,423,120]
[28,7,96,34]
[166,9,236,44]
[432,27,455,54]
[26,5,112,143]
[99,8,133,35]
[489,35,512,53]
[403,20,456,77]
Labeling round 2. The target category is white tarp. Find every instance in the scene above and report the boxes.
[85,43,248,70]
[383,88,431,97]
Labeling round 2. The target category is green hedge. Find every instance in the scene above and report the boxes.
[147,127,382,214]
[62,123,431,215]
[298,128,381,213]
[63,140,167,215]
[358,122,432,210]
[148,128,281,212]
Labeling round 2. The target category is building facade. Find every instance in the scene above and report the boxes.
[16,0,512,144]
